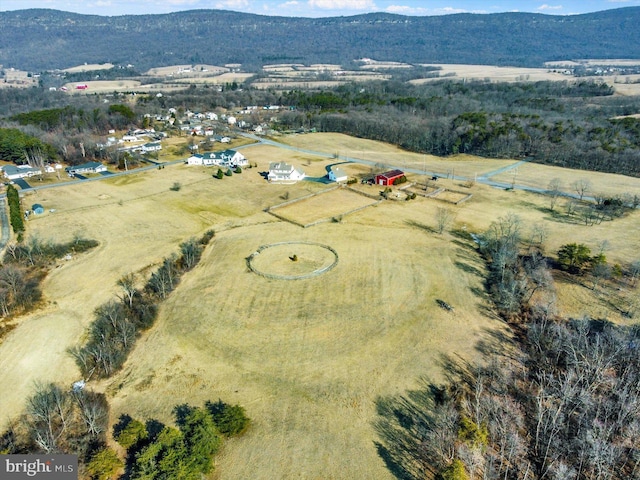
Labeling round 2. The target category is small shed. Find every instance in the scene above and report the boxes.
[375,169,405,186]
[32,203,44,215]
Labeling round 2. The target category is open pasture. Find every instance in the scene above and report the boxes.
[268,186,379,226]
[280,132,517,178]
[63,79,141,93]
[173,72,255,84]
[278,133,640,201]
[431,189,472,204]
[412,64,569,83]
[144,64,229,76]
[489,162,640,198]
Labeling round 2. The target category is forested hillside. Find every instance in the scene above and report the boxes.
[1,7,640,71]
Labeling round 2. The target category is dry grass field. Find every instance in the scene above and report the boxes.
[173,72,255,84]
[62,80,141,93]
[0,133,638,479]
[144,64,229,76]
[489,162,640,198]
[269,187,379,225]
[279,133,514,178]
[61,63,115,72]
[412,64,570,83]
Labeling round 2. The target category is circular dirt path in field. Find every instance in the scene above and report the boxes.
[247,241,338,280]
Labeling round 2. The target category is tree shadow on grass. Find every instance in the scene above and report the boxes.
[473,326,519,361]
[373,379,448,480]
[405,219,437,234]
[454,260,484,278]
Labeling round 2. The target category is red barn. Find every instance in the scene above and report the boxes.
[375,169,405,186]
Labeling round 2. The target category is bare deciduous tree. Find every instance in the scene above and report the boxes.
[572,178,592,201]
[435,206,456,234]
[117,273,137,308]
[548,178,563,211]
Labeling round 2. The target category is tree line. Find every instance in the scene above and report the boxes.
[110,400,249,479]
[2,8,640,71]
[69,230,214,380]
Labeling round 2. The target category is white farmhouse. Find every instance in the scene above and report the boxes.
[268,162,305,183]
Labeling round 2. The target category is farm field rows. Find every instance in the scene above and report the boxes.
[0,133,637,479]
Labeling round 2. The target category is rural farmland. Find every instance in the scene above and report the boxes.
[0,133,638,479]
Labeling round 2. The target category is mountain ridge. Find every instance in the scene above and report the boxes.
[1,7,640,71]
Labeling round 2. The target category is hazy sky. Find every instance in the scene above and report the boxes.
[1,0,639,17]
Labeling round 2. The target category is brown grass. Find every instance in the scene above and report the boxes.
[0,132,638,479]
[489,162,640,198]
[270,187,378,225]
[62,63,115,72]
[412,64,570,83]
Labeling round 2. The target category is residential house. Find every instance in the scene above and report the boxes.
[141,142,162,153]
[66,162,107,176]
[187,149,247,167]
[328,166,348,183]
[3,165,42,180]
[268,162,306,183]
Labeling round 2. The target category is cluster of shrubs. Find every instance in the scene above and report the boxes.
[110,400,249,479]
[215,166,242,179]
[70,231,214,379]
